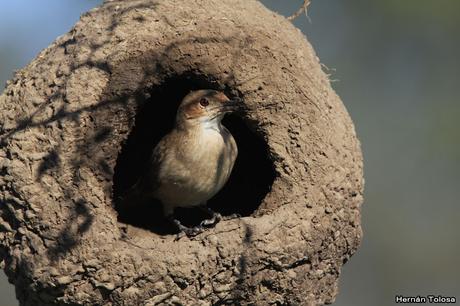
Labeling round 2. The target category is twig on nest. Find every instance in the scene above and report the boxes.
[287,0,311,21]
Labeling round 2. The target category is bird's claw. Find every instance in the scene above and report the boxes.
[222,213,241,221]
[200,212,222,227]
[175,225,205,240]
[182,226,204,236]
[170,210,240,240]
[169,217,205,239]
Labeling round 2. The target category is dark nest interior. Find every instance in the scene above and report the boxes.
[112,72,276,234]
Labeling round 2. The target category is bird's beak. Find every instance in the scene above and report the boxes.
[220,97,246,113]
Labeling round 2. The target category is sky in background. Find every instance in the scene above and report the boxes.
[1,1,459,305]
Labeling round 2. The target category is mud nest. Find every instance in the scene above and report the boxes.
[0,0,363,305]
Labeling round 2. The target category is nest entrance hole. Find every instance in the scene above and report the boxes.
[112,72,276,234]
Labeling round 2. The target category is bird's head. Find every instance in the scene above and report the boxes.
[175,89,244,128]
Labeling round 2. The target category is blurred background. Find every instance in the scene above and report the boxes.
[0,0,458,305]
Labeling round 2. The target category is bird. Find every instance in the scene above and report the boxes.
[122,89,243,236]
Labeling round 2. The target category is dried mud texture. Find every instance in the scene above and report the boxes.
[0,0,363,305]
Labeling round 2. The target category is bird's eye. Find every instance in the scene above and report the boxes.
[199,98,209,107]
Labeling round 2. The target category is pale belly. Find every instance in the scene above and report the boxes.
[154,126,237,214]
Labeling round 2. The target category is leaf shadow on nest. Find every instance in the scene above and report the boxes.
[0,6,277,273]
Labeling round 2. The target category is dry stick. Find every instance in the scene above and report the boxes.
[287,0,311,21]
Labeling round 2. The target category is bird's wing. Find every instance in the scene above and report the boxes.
[140,132,177,194]
[118,135,170,207]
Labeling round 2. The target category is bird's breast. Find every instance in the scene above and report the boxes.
[154,124,237,207]
[188,125,237,192]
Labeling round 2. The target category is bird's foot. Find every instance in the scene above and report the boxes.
[168,208,236,240]
[222,213,241,221]
[178,225,205,238]
[200,211,222,227]
[198,206,223,227]
[169,217,205,239]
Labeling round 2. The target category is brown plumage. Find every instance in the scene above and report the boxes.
[123,89,243,235]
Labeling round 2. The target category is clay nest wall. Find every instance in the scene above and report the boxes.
[0,0,364,305]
